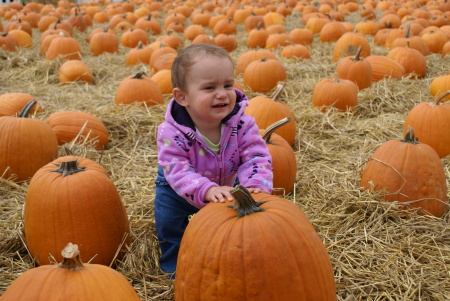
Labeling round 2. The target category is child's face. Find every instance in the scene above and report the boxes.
[173,55,236,129]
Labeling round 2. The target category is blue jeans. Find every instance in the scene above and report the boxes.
[154,166,199,277]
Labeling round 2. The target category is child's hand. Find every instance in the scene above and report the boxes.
[205,186,234,203]
[246,187,269,194]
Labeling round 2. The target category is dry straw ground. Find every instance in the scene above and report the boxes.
[1,5,450,301]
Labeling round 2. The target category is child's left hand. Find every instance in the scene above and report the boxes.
[246,187,269,194]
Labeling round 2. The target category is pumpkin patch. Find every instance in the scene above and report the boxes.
[0,0,449,299]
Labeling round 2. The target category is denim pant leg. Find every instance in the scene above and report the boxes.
[154,167,199,275]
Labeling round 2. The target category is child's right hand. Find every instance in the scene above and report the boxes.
[205,186,234,203]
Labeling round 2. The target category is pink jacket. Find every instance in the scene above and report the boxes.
[157,89,273,209]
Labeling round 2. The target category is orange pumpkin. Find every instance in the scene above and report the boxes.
[364,55,406,82]
[332,31,371,62]
[0,100,58,182]
[115,72,164,106]
[244,84,296,145]
[312,77,358,113]
[58,60,93,84]
[235,49,277,76]
[46,111,109,149]
[259,118,296,195]
[1,243,141,300]
[89,27,119,56]
[360,127,447,217]
[175,185,336,301]
[24,156,131,266]
[336,46,372,90]
[0,92,42,117]
[243,57,287,93]
[403,91,450,158]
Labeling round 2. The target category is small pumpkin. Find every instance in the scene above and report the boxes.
[235,49,277,76]
[46,111,109,149]
[360,127,447,217]
[312,77,358,113]
[0,100,58,182]
[403,91,450,158]
[24,157,131,266]
[89,27,119,56]
[364,55,406,82]
[336,46,373,90]
[386,43,426,79]
[45,32,82,61]
[1,243,141,301]
[0,92,42,117]
[332,31,371,62]
[115,72,164,106]
[58,60,93,84]
[243,57,287,93]
[175,185,336,301]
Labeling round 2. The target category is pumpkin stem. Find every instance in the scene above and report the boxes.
[431,90,450,106]
[18,99,37,118]
[351,46,362,61]
[132,72,147,79]
[261,117,291,143]
[51,159,86,177]
[270,83,284,101]
[228,185,266,218]
[59,243,85,271]
[401,126,419,144]
[405,22,411,38]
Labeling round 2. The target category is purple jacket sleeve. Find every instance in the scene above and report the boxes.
[157,122,218,209]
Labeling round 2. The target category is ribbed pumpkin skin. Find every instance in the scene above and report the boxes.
[1,262,141,300]
[175,194,336,301]
[24,156,131,266]
[0,92,42,117]
[360,137,447,217]
[115,72,164,106]
[245,95,296,146]
[0,115,58,182]
[365,55,405,82]
[243,58,287,93]
[312,78,358,112]
[335,52,372,90]
[403,100,450,158]
[46,111,109,149]
[259,129,296,195]
[430,74,450,100]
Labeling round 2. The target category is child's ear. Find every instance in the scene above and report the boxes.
[173,88,188,107]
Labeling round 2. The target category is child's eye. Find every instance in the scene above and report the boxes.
[225,84,234,89]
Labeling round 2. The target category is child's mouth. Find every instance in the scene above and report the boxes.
[213,104,227,108]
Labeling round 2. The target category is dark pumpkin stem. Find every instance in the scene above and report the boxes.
[401,126,419,144]
[59,243,85,271]
[51,159,86,177]
[405,22,411,38]
[261,117,291,144]
[228,185,266,218]
[132,72,147,79]
[352,46,362,61]
[18,99,37,118]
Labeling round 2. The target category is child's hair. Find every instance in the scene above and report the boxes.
[171,43,233,91]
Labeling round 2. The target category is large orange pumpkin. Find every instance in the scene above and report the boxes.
[1,243,141,301]
[24,156,131,266]
[0,92,42,117]
[360,127,447,217]
[175,185,336,301]
[0,100,58,182]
